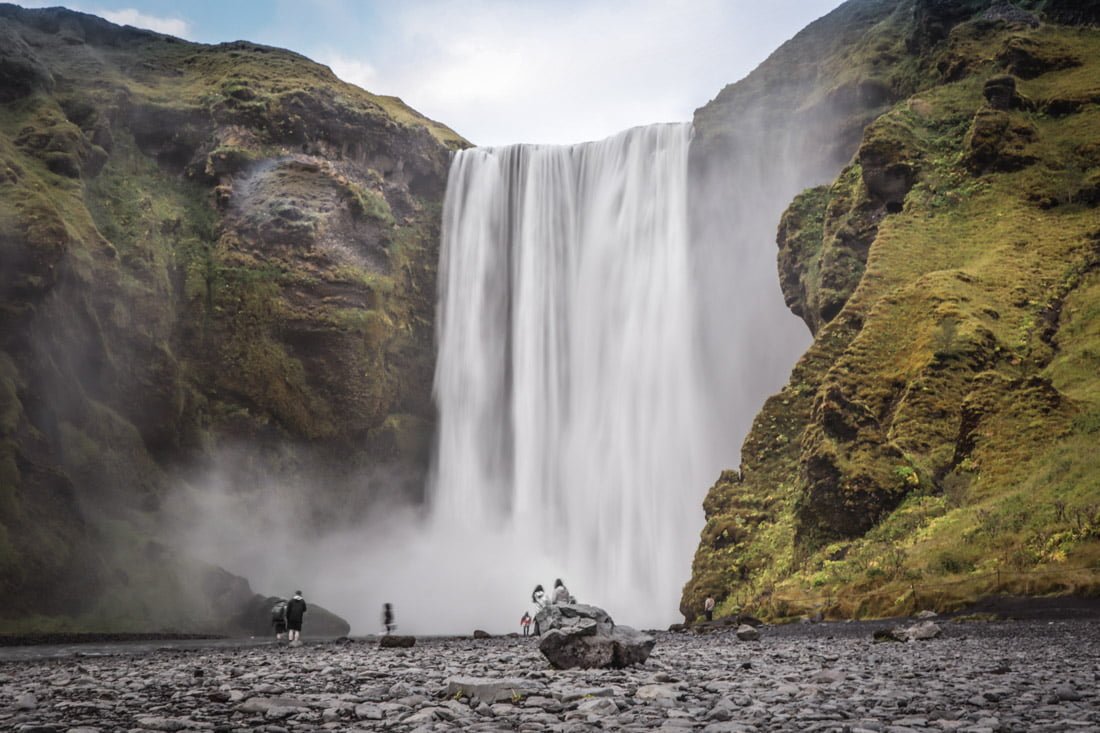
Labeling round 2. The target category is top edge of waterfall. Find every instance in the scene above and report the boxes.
[458,121,693,156]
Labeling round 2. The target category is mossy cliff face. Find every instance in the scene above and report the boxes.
[0,5,464,631]
[684,0,1100,621]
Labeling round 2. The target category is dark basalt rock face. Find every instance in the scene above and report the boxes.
[0,4,465,632]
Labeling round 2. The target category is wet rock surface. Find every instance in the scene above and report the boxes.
[2,618,1098,732]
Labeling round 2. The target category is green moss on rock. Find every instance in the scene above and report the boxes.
[685,3,1100,623]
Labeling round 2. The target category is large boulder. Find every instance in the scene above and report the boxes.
[233,595,351,638]
[379,634,416,648]
[536,603,655,669]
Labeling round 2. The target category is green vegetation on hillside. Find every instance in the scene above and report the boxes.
[0,4,463,630]
[685,2,1100,622]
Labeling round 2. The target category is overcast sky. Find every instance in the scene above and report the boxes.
[18,0,844,146]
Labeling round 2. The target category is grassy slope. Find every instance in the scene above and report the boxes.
[685,7,1100,622]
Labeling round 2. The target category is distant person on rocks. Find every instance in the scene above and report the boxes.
[532,584,547,608]
[552,578,573,604]
[521,611,532,637]
[383,603,395,635]
[271,598,288,640]
[704,596,715,622]
[285,590,307,645]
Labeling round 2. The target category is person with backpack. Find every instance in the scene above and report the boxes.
[270,598,288,640]
[520,611,532,637]
[286,590,307,646]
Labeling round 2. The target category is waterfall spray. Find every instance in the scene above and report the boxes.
[431,123,714,628]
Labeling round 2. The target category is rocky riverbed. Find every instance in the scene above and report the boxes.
[2,618,1098,732]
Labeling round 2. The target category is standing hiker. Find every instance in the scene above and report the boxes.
[271,598,288,640]
[383,602,395,635]
[286,590,307,646]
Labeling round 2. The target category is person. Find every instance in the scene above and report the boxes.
[552,578,571,605]
[270,598,288,640]
[704,596,715,622]
[383,602,395,635]
[531,584,547,608]
[285,590,307,645]
[520,611,532,637]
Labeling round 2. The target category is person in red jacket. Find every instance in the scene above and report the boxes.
[521,611,532,637]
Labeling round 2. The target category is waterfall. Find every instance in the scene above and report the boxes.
[430,123,717,628]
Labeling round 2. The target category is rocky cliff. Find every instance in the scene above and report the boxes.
[684,0,1100,621]
[0,4,463,632]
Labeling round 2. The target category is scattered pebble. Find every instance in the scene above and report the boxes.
[0,619,1097,731]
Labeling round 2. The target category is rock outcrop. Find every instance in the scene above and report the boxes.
[536,604,656,669]
[0,4,464,632]
[234,595,350,638]
[684,0,1100,623]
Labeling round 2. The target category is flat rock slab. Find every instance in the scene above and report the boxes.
[445,676,543,703]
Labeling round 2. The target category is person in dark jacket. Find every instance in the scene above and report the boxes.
[285,590,307,645]
[382,602,395,635]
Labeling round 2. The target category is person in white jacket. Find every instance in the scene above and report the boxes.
[552,578,573,604]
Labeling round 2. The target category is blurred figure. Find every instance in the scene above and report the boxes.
[270,598,288,640]
[383,602,395,635]
[286,590,307,646]
[704,596,715,622]
[552,578,572,604]
[531,584,547,608]
[520,611,532,637]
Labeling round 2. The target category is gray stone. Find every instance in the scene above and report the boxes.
[536,603,655,669]
[635,684,680,701]
[1054,684,1082,702]
[445,676,542,704]
[576,697,620,715]
[133,718,191,732]
[905,621,942,641]
[811,668,846,684]
[379,635,416,648]
[238,696,310,714]
[736,624,760,641]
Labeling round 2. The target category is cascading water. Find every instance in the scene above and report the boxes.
[430,123,718,628]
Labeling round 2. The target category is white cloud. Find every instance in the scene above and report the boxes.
[97,7,190,37]
[305,0,841,147]
[318,53,381,93]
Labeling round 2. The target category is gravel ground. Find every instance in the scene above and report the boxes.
[2,617,1098,732]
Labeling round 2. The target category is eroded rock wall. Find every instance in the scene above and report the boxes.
[684,0,1100,621]
[0,4,464,630]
